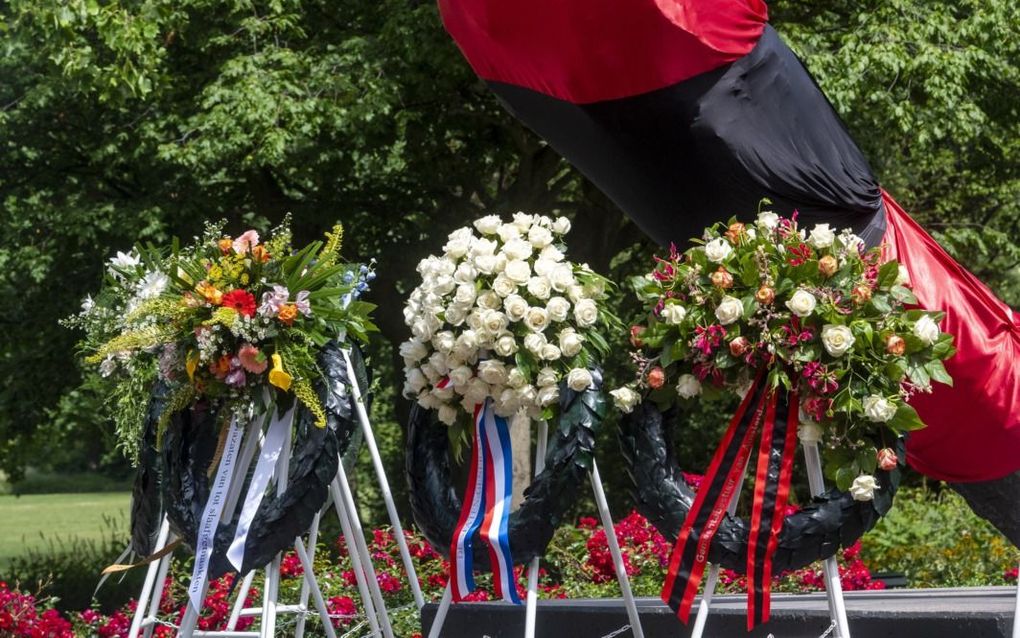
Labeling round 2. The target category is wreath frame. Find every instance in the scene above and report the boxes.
[406,373,605,570]
[129,342,368,577]
[619,398,903,574]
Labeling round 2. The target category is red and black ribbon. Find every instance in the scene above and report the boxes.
[661,373,800,630]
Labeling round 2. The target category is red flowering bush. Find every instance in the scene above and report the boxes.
[0,581,73,638]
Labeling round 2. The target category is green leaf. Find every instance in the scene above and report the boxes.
[835,466,856,491]
[926,359,953,386]
[888,403,926,433]
[877,260,900,288]
[890,285,917,304]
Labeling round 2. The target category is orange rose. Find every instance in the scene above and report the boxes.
[729,336,751,357]
[818,255,838,278]
[877,447,899,471]
[209,355,231,379]
[724,222,746,244]
[886,334,906,356]
[647,367,666,389]
[251,245,271,263]
[629,325,646,348]
[218,238,234,254]
[852,283,873,304]
[755,286,775,305]
[278,303,299,326]
[710,266,734,289]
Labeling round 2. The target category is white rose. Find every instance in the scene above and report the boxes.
[527,276,552,300]
[445,304,468,326]
[476,290,502,310]
[714,295,744,326]
[454,283,477,306]
[496,223,521,243]
[807,223,835,249]
[443,229,473,258]
[785,289,817,318]
[567,368,594,392]
[481,309,509,334]
[495,388,520,416]
[821,324,855,357]
[417,391,441,410]
[548,264,575,292]
[849,475,879,502]
[405,368,428,394]
[466,310,484,331]
[448,365,473,388]
[537,385,559,406]
[540,343,562,361]
[507,367,528,389]
[895,264,910,286]
[523,333,547,355]
[840,229,864,253]
[503,296,529,324]
[473,215,502,235]
[610,387,641,414]
[913,315,940,346]
[470,237,497,257]
[797,422,823,444]
[540,245,565,262]
[399,339,428,364]
[411,318,435,341]
[477,360,508,385]
[558,328,584,357]
[536,367,558,387]
[533,257,556,277]
[515,384,537,406]
[437,404,458,426]
[661,303,687,325]
[473,254,498,274]
[566,284,586,304]
[432,275,455,296]
[863,395,897,423]
[493,334,518,357]
[512,212,535,231]
[676,374,702,399]
[463,378,489,405]
[573,298,598,327]
[524,306,550,332]
[428,351,449,375]
[546,296,570,322]
[455,329,479,353]
[432,331,456,353]
[704,238,733,263]
[528,225,554,248]
[491,274,517,298]
[757,211,780,229]
[453,261,478,284]
[504,259,531,283]
[502,237,533,260]
[432,382,455,401]
[552,216,572,235]
[420,363,440,384]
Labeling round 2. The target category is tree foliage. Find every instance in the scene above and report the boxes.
[0,1,1015,492]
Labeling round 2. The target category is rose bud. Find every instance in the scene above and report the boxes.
[647,367,666,389]
[818,255,838,278]
[886,334,906,356]
[729,336,751,357]
[710,266,734,289]
[755,285,776,305]
[630,325,646,348]
[877,447,899,471]
[724,222,746,244]
[852,283,873,304]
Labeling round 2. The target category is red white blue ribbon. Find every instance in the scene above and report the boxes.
[449,397,521,603]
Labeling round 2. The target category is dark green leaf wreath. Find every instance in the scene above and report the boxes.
[130,342,368,577]
[619,399,903,574]
[406,370,605,569]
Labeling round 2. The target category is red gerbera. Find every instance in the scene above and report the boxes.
[221,289,257,317]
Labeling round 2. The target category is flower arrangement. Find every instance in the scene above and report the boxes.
[400,213,617,439]
[614,205,955,491]
[66,218,377,458]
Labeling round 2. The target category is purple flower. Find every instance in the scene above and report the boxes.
[295,290,312,316]
[225,362,247,387]
[259,284,290,316]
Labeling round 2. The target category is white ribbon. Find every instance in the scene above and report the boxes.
[225,404,294,571]
[188,418,245,611]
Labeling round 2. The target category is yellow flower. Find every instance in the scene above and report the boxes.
[185,351,199,381]
[269,353,292,392]
[195,281,223,305]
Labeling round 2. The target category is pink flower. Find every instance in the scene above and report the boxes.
[294,290,312,316]
[237,344,268,374]
[232,230,260,254]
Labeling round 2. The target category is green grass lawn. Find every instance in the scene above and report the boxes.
[0,492,130,566]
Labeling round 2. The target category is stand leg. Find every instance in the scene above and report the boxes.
[343,349,425,610]
[226,571,257,631]
[178,590,203,638]
[426,586,452,638]
[293,539,338,638]
[330,484,383,638]
[803,441,851,638]
[294,511,322,638]
[590,460,645,638]
[524,420,549,638]
[1012,559,1019,638]
[142,545,175,638]
[260,420,294,638]
[129,517,170,638]
[332,460,396,638]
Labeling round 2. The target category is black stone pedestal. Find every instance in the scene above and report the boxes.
[421,587,1017,637]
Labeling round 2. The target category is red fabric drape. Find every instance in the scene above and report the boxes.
[882,192,1020,482]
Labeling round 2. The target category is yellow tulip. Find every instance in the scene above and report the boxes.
[269,353,292,392]
[185,351,199,382]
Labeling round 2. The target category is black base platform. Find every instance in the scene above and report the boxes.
[421,587,1017,637]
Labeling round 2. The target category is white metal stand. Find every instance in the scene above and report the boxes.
[688,438,851,638]
[1011,558,1019,638]
[428,421,646,638]
[130,355,419,638]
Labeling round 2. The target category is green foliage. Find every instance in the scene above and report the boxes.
[861,486,1020,586]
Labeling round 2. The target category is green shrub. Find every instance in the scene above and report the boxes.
[2,515,143,613]
[7,471,131,496]
[861,486,1019,587]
